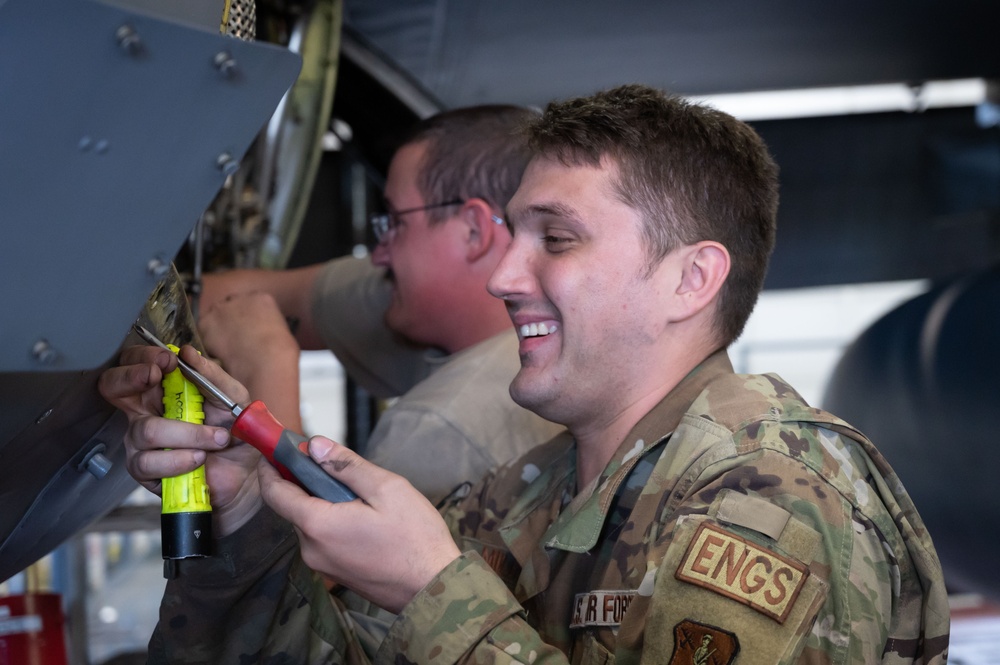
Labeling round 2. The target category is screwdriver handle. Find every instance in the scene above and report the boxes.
[231,400,357,503]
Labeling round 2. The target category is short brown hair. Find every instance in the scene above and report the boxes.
[402,105,540,223]
[526,84,779,347]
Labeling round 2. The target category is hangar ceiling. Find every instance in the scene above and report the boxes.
[341,0,1000,108]
[333,0,1000,291]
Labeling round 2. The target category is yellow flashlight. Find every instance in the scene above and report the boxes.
[160,344,213,560]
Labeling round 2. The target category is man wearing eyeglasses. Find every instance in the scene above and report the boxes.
[197,106,564,504]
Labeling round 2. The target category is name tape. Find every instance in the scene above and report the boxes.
[570,590,636,628]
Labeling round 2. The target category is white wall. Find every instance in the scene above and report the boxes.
[729,280,929,407]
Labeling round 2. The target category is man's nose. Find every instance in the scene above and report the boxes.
[487,240,529,301]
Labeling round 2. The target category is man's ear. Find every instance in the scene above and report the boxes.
[670,241,730,321]
[459,198,504,263]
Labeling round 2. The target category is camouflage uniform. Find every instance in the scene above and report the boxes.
[149,351,949,664]
[382,350,949,664]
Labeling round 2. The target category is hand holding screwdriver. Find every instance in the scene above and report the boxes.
[134,325,357,504]
[103,328,460,615]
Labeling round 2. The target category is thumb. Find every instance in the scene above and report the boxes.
[306,435,338,461]
[307,435,397,507]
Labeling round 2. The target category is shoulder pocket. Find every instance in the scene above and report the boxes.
[644,512,829,665]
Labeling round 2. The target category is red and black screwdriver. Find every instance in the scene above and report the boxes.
[133,324,357,504]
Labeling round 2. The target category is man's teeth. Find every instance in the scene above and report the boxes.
[520,322,557,338]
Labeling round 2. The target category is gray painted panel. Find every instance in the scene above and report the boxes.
[0,0,300,372]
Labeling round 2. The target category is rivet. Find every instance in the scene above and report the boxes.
[216,153,239,176]
[213,51,237,77]
[115,24,142,55]
[147,257,170,277]
[32,339,58,365]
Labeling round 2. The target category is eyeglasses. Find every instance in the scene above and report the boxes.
[369,199,465,243]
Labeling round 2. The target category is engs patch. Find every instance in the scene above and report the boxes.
[675,522,808,623]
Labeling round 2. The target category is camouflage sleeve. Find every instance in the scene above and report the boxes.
[636,445,910,665]
[147,505,357,664]
[376,552,570,664]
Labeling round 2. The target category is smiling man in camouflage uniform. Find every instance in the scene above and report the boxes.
[101,84,949,664]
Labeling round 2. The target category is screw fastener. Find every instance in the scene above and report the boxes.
[213,51,237,77]
[147,257,170,277]
[216,153,240,176]
[116,24,142,55]
[32,339,58,365]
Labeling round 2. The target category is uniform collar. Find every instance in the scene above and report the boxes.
[503,350,735,555]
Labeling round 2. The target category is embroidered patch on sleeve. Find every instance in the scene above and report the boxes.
[479,546,521,589]
[569,590,637,628]
[668,619,739,665]
[674,522,808,623]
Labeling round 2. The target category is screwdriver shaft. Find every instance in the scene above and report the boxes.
[133,325,240,414]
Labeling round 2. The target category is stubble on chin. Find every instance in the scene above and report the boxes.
[509,368,559,420]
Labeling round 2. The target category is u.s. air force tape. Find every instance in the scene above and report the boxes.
[675,522,809,623]
[570,590,637,628]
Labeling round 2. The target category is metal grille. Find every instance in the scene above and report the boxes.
[224,0,256,40]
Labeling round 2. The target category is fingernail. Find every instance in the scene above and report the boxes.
[192,451,207,465]
[308,437,333,460]
[156,349,172,368]
[213,429,229,446]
